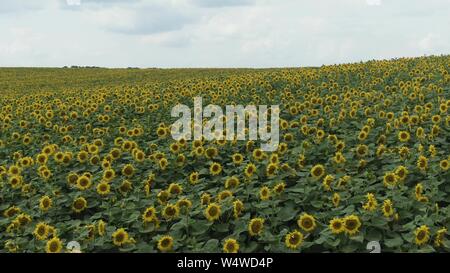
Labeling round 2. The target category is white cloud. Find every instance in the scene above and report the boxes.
[366,0,382,6]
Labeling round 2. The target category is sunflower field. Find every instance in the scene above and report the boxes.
[0,56,449,253]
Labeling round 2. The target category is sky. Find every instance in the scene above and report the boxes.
[0,0,449,68]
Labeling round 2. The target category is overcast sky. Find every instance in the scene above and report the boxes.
[0,0,449,68]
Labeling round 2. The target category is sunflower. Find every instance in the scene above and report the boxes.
[189,171,199,185]
[157,190,170,205]
[205,203,222,221]
[333,152,346,164]
[205,147,218,159]
[383,172,398,187]
[398,131,410,142]
[362,193,378,212]
[142,207,157,223]
[332,193,340,207]
[72,197,87,213]
[297,213,316,233]
[417,155,428,171]
[355,144,368,157]
[285,230,304,250]
[244,163,257,178]
[414,225,430,246]
[170,143,181,154]
[36,153,48,165]
[439,159,449,171]
[329,218,345,234]
[217,190,233,202]
[252,148,265,161]
[3,206,20,218]
[223,238,239,253]
[102,168,115,182]
[98,220,106,236]
[9,175,23,189]
[96,182,111,196]
[259,186,271,201]
[176,198,192,212]
[121,164,135,177]
[162,204,179,220]
[33,222,49,241]
[157,235,174,252]
[46,237,63,253]
[322,174,334,191]
[209,162,223,176]
[232,153,244,165]
[76,175,92,190]
[67,172,78,185]
[39,195,53,212]
[112,228,130,247]
[273,182,286,194]
[343,215,361,236]
[382,199,394,218]
[395,166,408,181]
[168,183,183,195]
[434,227,447,247]
[201,193,212,206]
[233,199,244,218]
[248,218,265,236]
[310,164,325,179]
[119,180,133,194]
[225,176,240,189]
